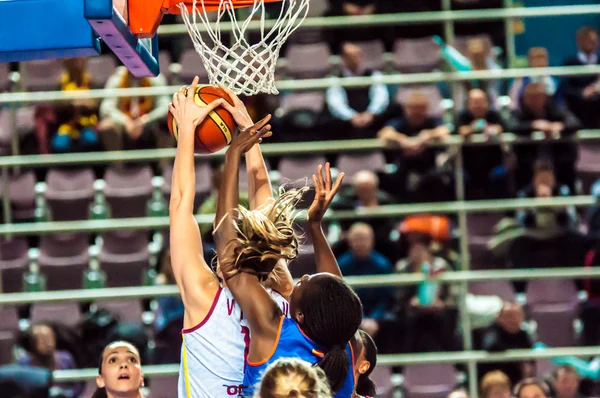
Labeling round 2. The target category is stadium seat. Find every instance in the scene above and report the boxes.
[530,303,577,347]
[95,299,144,325]
[278,156,327,187]
[288,245,316,278]
[371,365,394,398]
[6,171,36,221]
[468,280,516,303]
[30,302,82,328]
[392,37,441,73]
[148,375,179,398]
[395,84,444,118]
[0,237,29,293]
[336,152,386,184]
[466,213,503,238]
[403,363,456,398]
[99,230,149,287]
[104,165,153,219]
[0,108,11,156]
[86,55,118,89]
[468,239,494,270]
[162,161,212,210]
[0,62,9,92]
[158,51,173,83]
[0,331,15,365]
[285,43,332,79]
[354,40,387,72]
[577,143,600,193]
[39,233,89,291]
[525,279,579,306]
[15,105,35,133]
[21,59,63,91]
[0,306,19,331]
[179,49,209,83]
[279,91,327,114]
[45,168,95,221]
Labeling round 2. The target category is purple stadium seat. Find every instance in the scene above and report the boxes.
[279,91,326,114]
[0,238,29,293]
[39,233,89,291]
[0,331,15,365]
[278,156,327,187]
[530,303,577,347]
[95,299,144,325]
[288,245,316,279]
[354,40,387,72]
[396,85,444,118]
[0,108,11,155]
[162,161,212,210]
[466,213,503,238]
[468,239,494,270]
[99,230,149,287]
[336,152,386,184]
[468,280,516,302]
[0,306,19,331]
[285,43,332,79]
[104,165,153,219]
[577,143,600,193]
[403,364,456,398]
[15,106,35,133]
[371,365,394,398]
[148,375,179,398]
[0,63,9,92]
[30,303,82,328]
[86,55,118,89]
[45,168,95,221]
[392,37,441,73]
[21,59,63,91]
[525,280,578,306]
[158,51,173,83]
[7,171,36,221]
[179,49,209,82]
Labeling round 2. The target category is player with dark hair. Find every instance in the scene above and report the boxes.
[213,119,362,397]
[351,330,377,398]
[91,341,144,398]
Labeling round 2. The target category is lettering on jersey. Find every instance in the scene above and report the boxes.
[223,384,245,397]
[281,301,289,317]
[227,298,235,316]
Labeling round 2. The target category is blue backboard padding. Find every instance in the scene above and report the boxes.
[0,0,101,62]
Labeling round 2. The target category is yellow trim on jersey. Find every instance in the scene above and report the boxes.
[182,335,192,398]
[172,118,179,141]
[193,90,233,144]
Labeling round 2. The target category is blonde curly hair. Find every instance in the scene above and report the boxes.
[257,358,332,398]
[215,187,308,282]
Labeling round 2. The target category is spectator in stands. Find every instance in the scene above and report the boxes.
[331,170,397,261]
[561,26,600,128]
[517,160,577,230]
[396,232,454,352]
[456,88,507,198]
[18,324,82,397]
[510,48,558,109]
[510,82,581,190]
[454,37,502,109]
[513,378,550,398]
[480,370,511,398]
[477,302,533,387]
[326,42,389,139]
[337,223,395,337]
[51,58,100,154]
[378,90,451,201]
[98,66,171,167]
[552,366,586,398]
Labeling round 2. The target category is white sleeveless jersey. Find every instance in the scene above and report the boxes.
[178,287,290,398]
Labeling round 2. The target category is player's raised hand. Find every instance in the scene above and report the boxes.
[218,83,254,129]
[228,114,272,155]
[308,163,344,223]
[169,76,223,129]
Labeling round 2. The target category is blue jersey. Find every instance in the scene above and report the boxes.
[243,317,355,397]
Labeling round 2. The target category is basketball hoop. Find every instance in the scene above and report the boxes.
[179,0,309,96]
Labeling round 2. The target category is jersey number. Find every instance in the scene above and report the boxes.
[241,325,250,372]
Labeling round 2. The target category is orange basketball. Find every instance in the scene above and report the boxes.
[168,85,237,154]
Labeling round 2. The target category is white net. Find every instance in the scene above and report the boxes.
[179,0,310,96]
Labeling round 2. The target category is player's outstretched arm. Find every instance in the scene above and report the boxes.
[219,85,294,298]
[169,76,224,321]
[213,116,282,350]
[307,163,345,278]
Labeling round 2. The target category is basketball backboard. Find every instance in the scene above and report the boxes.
[0,0,159,77]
